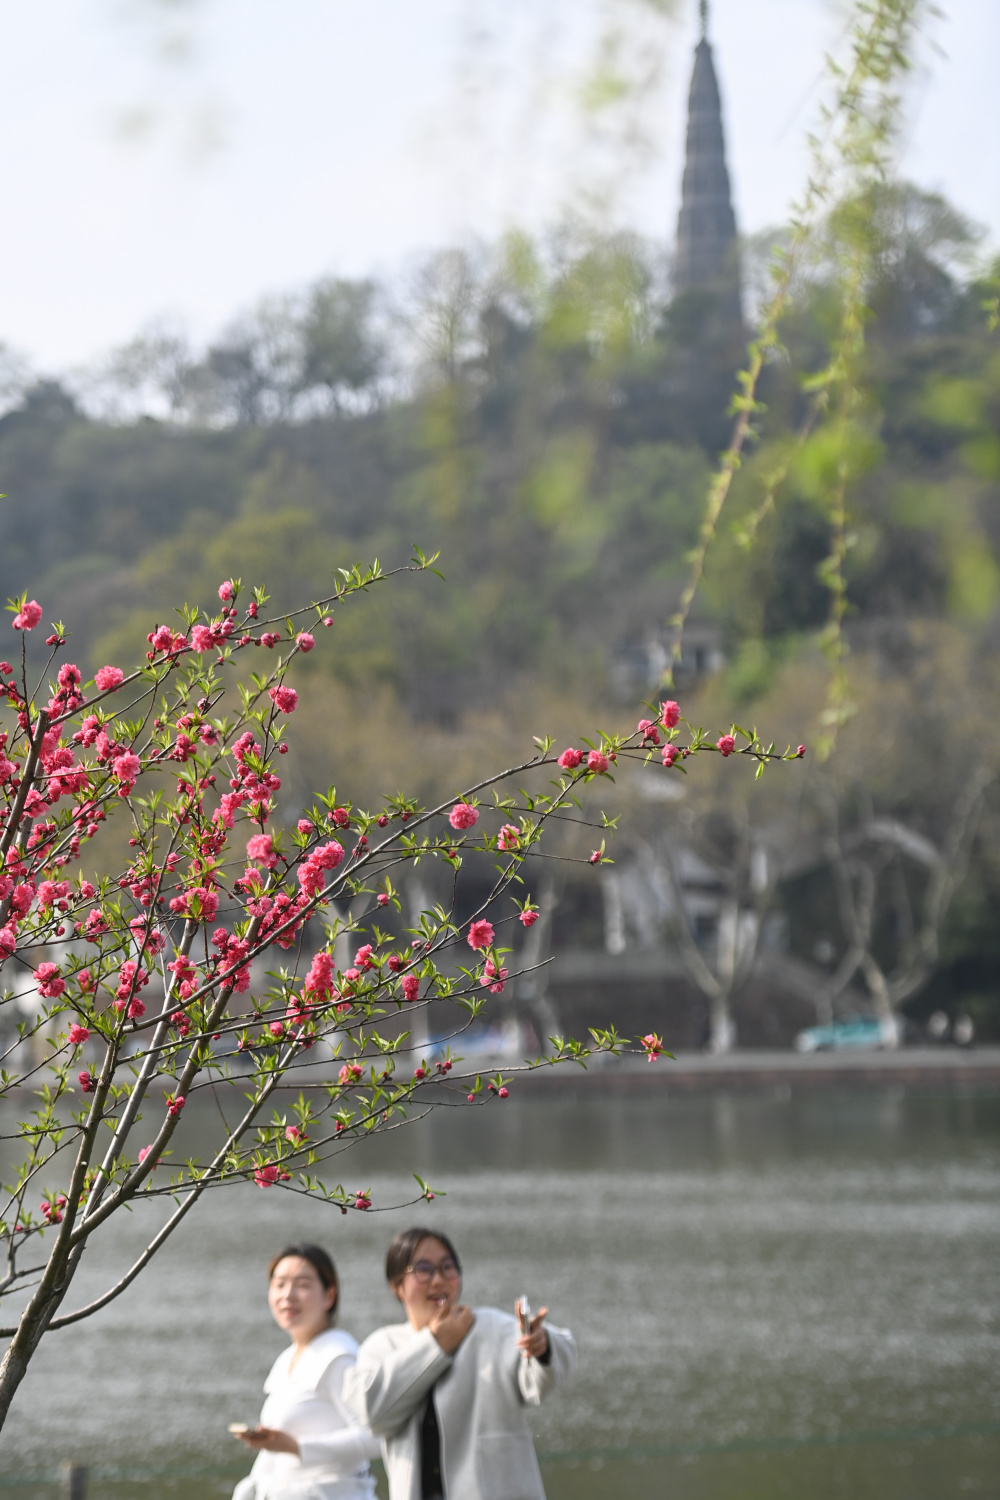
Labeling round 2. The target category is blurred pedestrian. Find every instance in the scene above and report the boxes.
[345,1226,575,1500]
[231,1243,381,1500]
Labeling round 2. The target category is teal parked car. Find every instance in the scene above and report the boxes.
[794,1015,901,1052]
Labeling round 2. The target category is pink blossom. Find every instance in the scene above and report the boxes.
[354,1193,371,1210]
[35,962,65,999]
[662,744,680,768]
[377,892,390,907]
[0,924,17,960]
[78,1070,96,1093]
[314,841,344,870]
[94,666,124,692]
[296,632,315,652]
[305,951,336,999]
[641,1032,665,1061]
[467,919,495,952]
[587,750,609,774]
[218,581,234,601]
[638,718,661,745]
[128,996,146,1020]
[190,623,215,653]
[401,974,419,1001]
[660,700,680,729]
[481,958,509,993]
[138,1146,157,1165]
[115,960,150,1003]
[246,832,277,869]
[297,818,313,833]
[187,887,219,921]
[113,751,141,787]
[254,1164,280,1188]
[557,748,583,770]
[67,1023,90,1045]
[331,807,350,828]
[449,802,478,830]
[338,1063,363,1084]
[13,600,42,631]
[285,1125,306,1143]
[166,1094,185,1118]
[77,968,93,992]
[269,684,298,714]
[588,850,601,865]
[519,908,539,928]
[717,734,736,757]
[796,744,806,758]
[497,824,520,851]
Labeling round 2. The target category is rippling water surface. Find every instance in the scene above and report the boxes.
[1,1086,998,1498]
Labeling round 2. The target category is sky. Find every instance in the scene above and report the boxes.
[0,0,997,373]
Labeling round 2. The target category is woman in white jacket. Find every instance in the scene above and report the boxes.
[344,1226,575,1500]
[231,1243,382,1500]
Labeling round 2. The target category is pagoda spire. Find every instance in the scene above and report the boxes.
[674,3,742,324]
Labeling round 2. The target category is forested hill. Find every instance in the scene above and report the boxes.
[1,194,998,734]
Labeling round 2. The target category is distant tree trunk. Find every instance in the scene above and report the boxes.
[647,834,770,1053]
[816,770,991,1040]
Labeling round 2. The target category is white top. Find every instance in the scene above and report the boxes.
[233,1327,382,1500]
[345,1308,576,1500]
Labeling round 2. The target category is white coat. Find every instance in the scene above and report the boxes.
[344,1309,576,1500]
[232,1327,382,1500]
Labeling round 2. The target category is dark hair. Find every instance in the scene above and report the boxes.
[268,1243,340,1322]
[385,1226,462,1286]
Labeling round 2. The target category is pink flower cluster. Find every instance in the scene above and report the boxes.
[449,802,478,830]
[297,840,345,899]
[269,684,298,714]
[467,919,494,952]
[12,600,42,631]
[94,665,124,693]
[481,958,509,993]
[304,951,336,1003]
[114,960,150,1017]
[35,962,65,999]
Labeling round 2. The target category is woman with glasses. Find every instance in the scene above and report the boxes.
[230,1242,382,1500]
[344,1226,575,1500]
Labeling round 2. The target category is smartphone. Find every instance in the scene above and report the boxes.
[228,1424,251,1436]
[516,1295,531,1335]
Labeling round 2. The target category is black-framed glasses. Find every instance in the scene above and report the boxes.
[406,1257,460,1282]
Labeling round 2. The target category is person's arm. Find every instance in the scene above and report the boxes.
[517,1320,576,1406]
[296,1355,384,1469]
[343,1328,453,1436]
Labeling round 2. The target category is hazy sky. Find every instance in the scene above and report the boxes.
[1,0,996,372]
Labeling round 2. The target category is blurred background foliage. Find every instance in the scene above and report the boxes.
[1,173,998,1035]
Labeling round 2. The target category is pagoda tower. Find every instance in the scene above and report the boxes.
[674,1,742,326]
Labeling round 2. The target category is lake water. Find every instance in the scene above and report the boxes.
[1,1085,998,1499]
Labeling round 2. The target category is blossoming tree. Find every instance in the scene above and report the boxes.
[0,560,800,1424]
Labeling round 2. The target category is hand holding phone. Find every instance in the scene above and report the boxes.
[515,1296,549,1360]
